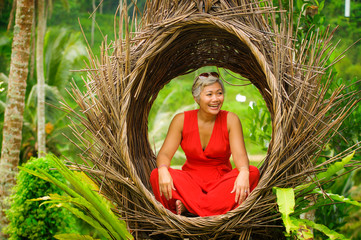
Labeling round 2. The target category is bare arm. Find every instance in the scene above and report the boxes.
[228,112,250,204]
[228,112,249,170]
[156,113,183,167]
[156,113,184,200]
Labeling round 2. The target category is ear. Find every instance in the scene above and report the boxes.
[193,96,199,104]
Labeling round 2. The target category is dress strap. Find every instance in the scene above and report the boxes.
[182,110,198,139]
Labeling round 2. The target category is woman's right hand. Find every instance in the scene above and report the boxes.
[156,114,183,200]
[158,167,175,200]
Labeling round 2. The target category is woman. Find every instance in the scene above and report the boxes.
[150,72,260,217]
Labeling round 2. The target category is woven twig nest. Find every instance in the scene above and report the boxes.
[63,0,360,239]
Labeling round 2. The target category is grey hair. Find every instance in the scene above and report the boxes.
[192,73,225,102]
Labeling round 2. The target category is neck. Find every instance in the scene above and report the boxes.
[197,109,217,122]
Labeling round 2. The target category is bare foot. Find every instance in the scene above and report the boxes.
[176,200,186,215]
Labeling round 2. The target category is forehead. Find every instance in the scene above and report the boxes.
[202,82,223,92]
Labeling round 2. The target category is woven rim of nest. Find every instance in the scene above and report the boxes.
[63,0,360,239]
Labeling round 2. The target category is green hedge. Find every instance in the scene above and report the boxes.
[5,156,78,240]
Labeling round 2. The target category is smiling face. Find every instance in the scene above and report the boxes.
[196,82,224,115]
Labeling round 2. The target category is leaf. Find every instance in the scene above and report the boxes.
[312,189,361,207]
[40,194,120,239]
[73,171,99,192]
[18,165,80,199]
[300,218,350,240]
[273,187,295,233]
[295,152,356,194]
[296,0,303,10]
[290,217,314,239]
[317,152,355,180]
[319,0,325,11]
[55,202,113,239]
[54,233,99,240]
[21,155,133,240]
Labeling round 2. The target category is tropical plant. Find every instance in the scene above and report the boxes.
[313,152,361,239]
[37,0,47,157]
[340,169,361,239]
[5,156,78,240]
[0,0,34,235]
[20,84,70,163]
[274,152,361,239]
[270,2,361,237]
[0,33,11,74]
[246,99,272,152]
[0,27,88,164]
[19,155,133,240]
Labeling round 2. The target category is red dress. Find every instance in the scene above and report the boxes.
[150,109,260,217]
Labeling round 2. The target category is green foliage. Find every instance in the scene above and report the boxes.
[274,187,350,240]
[19,155,133,240]
[0,32,11,74]
[273,187,296,233]
[246,99,271,151]
[0,0,13,31]
[317,152,354,180]
[274,0,361,155]
[340,175,361,239]
[313,152,361,239]
[273,2,361,236]
[274,152,361,239]
[5,156,78,240]
[326,75,361,154]
[0,27,87,163]
[321,1,361,153]
[43,27,87,90]
[54,234,99,240]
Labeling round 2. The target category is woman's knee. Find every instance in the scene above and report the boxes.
[249,165,260,176]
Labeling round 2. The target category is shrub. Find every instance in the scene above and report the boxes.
[5,156,77,240]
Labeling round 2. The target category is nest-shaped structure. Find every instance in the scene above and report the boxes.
[63,0,360,239]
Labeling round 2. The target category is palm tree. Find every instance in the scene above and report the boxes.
[19,27,87,163]
[0,0,35,236]
[37,0,46,157]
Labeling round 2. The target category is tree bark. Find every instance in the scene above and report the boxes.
[29,5,36,81]
[0,0,34,236]
[37,0,46,158]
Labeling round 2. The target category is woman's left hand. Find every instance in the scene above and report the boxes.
[231,169,250,204]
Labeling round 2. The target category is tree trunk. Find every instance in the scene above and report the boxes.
[0,0,34,236]
[29,5,36,81]
[37,0,46,158]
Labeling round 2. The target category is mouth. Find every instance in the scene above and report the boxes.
[209,104,220,110]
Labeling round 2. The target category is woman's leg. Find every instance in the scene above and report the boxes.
[150,168,205,215]
[199,166,260,216]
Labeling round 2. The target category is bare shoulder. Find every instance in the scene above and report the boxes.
[173,112,184,123]
[227,111,241,124]
[227,112,242,131]
[170,112,184,130]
